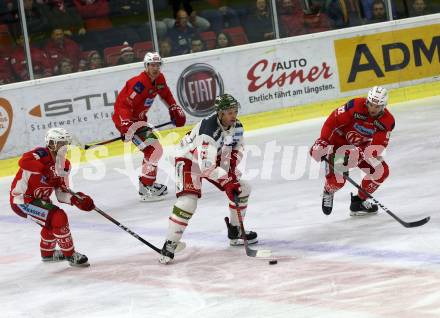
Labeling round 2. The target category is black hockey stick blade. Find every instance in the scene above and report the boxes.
[225,216,272,258]
[322,157,430,228]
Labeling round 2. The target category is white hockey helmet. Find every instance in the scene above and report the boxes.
[143,52,162,68]
[45,128,72,148]
[367,86,388,109]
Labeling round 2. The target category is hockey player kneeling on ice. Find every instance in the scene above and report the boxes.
[112,52,186,202]
[309,86,395,216]
[9,128,95,267]
[159,94,257,264]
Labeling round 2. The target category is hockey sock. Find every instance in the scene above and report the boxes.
[50,209,75,257]
[167,205,193,242]
[40,227,56,258]
[359,179,381,200]
[228,195,248,226]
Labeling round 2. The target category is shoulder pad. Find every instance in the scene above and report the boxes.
[199,114,221,141]
[33,147,48,159]
[344,99,355,111]
[235,120,243,129]
[133,81,145,94]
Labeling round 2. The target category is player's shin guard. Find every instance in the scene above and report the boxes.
[160,195,196,264]
[40,227,66,262]
[227,181,257,246]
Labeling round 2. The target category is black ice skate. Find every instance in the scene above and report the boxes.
[67,252,90,267]
[41,250,66,262]
[322,190,334,215]
[350,193,378,216]
[158,240,178,264]
[224,217,258,246]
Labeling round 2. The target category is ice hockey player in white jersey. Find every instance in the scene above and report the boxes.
[159,93,257,264]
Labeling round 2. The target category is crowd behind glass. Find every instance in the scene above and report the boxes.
[0,0,438,84]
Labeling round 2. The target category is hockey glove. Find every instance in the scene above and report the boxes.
[169,104,186,127]
[223,179,242,202]
[310,138,330,162]
[42,166,64,188]
[120,119,134,142]
[71,192,95,211]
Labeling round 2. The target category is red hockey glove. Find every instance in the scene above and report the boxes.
[310,138,330,162]
[223,179,242,202]
[120,119,134,142]
[42,166,64,188]
[71,192,95,211]
[169,104,186,127]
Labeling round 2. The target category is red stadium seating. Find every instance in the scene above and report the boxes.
[223,27,248,46]
[103,45,126,66]
[133,41,153,60]
[200,31,216,50]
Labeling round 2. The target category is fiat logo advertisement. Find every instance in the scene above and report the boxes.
[177,63,224,117]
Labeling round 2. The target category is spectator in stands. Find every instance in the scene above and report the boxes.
[44,28,81,72]
[170,0,193,19]
[326,0,364,28]
[73,0,112,31]
[277,0,306,37]
[116,42,136,65]
[367,0,387,23]
[9,0,51,46]
[409,0,432,16]
[200,4,241,33]
[215,31,232,48]
[303,2,332,33]
[167,9,196,56]
[190,35,205,53]
[0,56,15,85]
[10,34,52,80]
[57,57,74,74]
[244,0,275,43]
[47,0,86,37]
[87,50,104,69]
[159,38,173,57]
[163,11,210,33]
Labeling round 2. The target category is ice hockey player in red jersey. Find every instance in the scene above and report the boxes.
[310,86,395,216]
[158,94,257,264]
[112,52,186,202]
[9,128,95,267]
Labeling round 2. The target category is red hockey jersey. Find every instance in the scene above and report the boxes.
[112,71,176,129]
[10,147,72,205]
[320,97,395,154]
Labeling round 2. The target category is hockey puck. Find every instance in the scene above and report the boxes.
[268,260,278,265]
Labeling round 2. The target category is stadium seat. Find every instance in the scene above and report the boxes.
[200,31,216,50]
[133,41,153,60]
[223,26,248,46]
[103,45,126,66]
[0,24,13,49]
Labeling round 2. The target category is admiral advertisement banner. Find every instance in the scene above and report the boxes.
[0,15,438,159]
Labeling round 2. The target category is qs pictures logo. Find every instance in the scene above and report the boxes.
[0,98,13,153]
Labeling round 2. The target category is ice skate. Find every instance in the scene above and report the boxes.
[139,180,167,202]
[41,250,66,262]
[322,190,334,215]
[158,240,178,264]
[225,217,258,246]
[67,252,90,267]
[350,193,378,216]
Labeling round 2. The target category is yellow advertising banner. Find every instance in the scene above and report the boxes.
[335,24,440,92]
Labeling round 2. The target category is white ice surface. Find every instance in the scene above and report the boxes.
[0,96,439,318]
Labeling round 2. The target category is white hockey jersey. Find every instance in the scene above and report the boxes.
[176,113,244,182]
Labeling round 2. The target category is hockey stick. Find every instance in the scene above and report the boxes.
[229,194,272,258]
[65,188,186,254]
[323,157,430,228]
[84,121,173,150]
